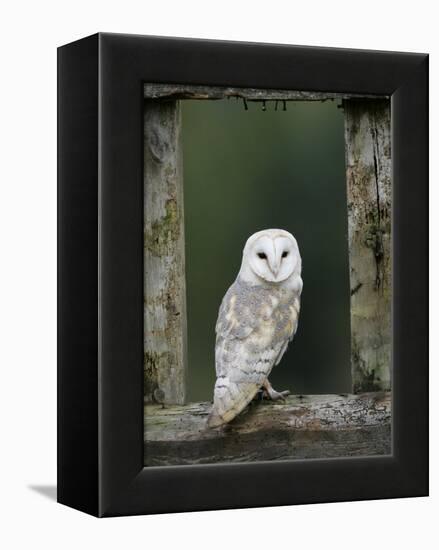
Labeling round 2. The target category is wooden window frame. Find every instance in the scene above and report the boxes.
[143,84,392,465]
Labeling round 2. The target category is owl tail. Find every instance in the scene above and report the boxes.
[206,411,225,429]
[207,380,260,428]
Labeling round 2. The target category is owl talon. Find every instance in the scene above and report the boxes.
[268,389,290,401]
[263,380,290,401]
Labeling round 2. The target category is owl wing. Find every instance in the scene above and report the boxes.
[274,294,301,366]
[213,287,257,376]
[207,283,299,428]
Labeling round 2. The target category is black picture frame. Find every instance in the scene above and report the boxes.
[58,33,428,517]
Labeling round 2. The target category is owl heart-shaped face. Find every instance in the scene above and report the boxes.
[243,229,300,284]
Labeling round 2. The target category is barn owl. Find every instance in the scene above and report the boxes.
[207,229,303,428]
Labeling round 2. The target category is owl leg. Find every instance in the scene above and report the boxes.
[262,379,290,401]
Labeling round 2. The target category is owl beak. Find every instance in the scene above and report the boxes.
[270,261,280,278]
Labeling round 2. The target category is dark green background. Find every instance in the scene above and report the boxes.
[182,98,351,402]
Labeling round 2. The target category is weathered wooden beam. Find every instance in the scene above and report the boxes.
[344,99,392,393]
[144,83,387,102]
[144,100,187,405]
[144,392,391,465]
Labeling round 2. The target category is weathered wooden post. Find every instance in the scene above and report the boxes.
[344,99,392,392]
[144,99,187,405]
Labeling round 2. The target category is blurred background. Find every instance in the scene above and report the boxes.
[182,98,351,402]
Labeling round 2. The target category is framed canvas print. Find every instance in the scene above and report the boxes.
[58,33,428,516]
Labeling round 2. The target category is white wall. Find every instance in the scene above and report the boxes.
[0,1,435,548]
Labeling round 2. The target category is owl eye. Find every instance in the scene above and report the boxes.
[257,252,267,260]
[282,251,289,258]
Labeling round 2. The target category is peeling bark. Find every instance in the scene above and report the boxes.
[344,100,392,393]
[144,100,187,405]
[144,393,391,465]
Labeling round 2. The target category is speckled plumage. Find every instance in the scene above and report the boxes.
[207,229,302,428]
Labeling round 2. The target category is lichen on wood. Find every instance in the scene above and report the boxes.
[144,392,391,466]
[344,99,391,393]
[144,99,187,405]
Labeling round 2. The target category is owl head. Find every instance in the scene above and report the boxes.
[239,229,301,284]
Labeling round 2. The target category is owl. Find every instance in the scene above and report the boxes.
[207,229,303,428]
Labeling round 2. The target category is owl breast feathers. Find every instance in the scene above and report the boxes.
[207,278,301,428]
